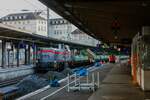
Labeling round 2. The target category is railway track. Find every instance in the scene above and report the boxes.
[0,77,24,88]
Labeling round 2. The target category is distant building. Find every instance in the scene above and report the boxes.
[71,29,99,46]
[48,18,72,40]
[48,18,99,46]
[0,12,47,36]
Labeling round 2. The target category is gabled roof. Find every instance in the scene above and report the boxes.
[71,29,85,34]
[49,18,70,25]
[0,12,46,21]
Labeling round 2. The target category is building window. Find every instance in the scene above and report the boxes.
[58,21,60,24]
[15,16,17,19]
[5,17,8,20]
[54,30,56,34]
[57,30,59,34]
[10,16,13,20]
[27,21,30,24]
[19,16,22,19]
[45,27,46,31]
[18,21,21,24]
[60,31,62,34]
[41,27,43,31]
[23,15,26,19]
[23,27,25,30]
[38,26,40,31]
[41,21,43,24]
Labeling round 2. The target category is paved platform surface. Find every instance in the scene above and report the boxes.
[88,63,148,100]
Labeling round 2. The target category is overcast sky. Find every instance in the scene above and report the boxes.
[0,0,61,18]
[0,0,77,31]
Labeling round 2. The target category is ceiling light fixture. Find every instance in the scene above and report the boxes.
[142,2,147,7]
[64,4,72,8]
[64,11,71,16]
[115,36,118,39]
[78,22,82,25]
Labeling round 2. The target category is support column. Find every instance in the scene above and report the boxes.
[2,40,6,68]
[33,45,37,64]
[25,46,27,65]
[17,44,19,67]
[28,45,31,64]
[7,49,10,68]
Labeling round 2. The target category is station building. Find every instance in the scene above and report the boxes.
[0,12,47,36]
[48,18,72,40]
[71,29,99,47]
[48,18,99,46]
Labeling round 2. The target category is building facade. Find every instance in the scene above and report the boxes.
[48,18,72,40]
[71,29,99,46]
[0,12,47,36]
[48,18,99,46]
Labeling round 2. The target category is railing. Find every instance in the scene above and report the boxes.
[67,71,100,92]
[40,67,101,100]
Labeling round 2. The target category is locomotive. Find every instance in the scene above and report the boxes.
[36,46,94,72]
[35,45,129,72]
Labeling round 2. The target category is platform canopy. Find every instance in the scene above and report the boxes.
[40,0,150,46]
[0,23,94,48]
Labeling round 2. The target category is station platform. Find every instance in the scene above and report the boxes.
[0,65,35,82]
[88,62,148,100]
